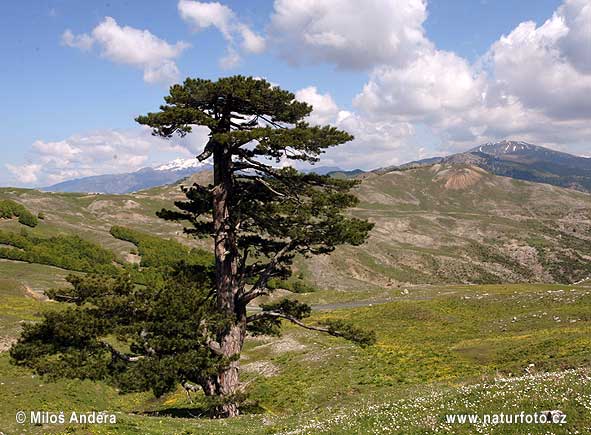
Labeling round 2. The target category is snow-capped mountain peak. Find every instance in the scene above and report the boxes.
[471,140,539,155]
[154,158,207,172]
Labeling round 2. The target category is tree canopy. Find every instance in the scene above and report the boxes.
[137,76,373,308]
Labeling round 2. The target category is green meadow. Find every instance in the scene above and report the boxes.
[1,276,589,434]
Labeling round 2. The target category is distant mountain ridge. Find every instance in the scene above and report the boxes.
[470,141,541,155]
[376,157,444,174]
[42,159,363,194]
[42,140,591,194]
[153,158,208,172]
[44,158,212,194]
[385,140,591,193]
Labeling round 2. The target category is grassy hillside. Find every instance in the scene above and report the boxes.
[0,186,192,261]
[3,165,591,292]
[0,280,589,434]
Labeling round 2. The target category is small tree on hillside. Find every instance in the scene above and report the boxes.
[11,76,374,418]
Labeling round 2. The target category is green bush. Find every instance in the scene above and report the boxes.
[292,280,315,293]
[17,213,38,227]
[267,277,316,293]
[0,229,117,273]
[110,225,212,269]
[0,199,38,227]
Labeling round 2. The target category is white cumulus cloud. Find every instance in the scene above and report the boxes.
[485,5,591,121]
[178,0,266,68]
[295,86,417,169]
[5,127,211,187]
[557,0,591,74]
[295,86,340,125]
[6,164,43,184]
[348,0,591,153]
[62,17,190,84]
[62,29,94,51]
[354,50,485,122]
[270,0,429,69]
[50,0,591,175]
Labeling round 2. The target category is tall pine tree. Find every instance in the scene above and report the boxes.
[138,76,374,416]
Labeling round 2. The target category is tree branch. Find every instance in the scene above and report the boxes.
[196,139,214,162]
[259,114,287,129]
[232,157,304,206]
[239,242,292,304]
[102,342,143,362]
[207,339,223,356]
[254,177,286,197]
[246,312,334,335]
[46,293,80,303]
[233,155,279,177]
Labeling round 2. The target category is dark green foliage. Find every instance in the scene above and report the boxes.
[11,268,223,398]
[17,213,38,227]
[247,298,375,347]
[137,76,375,374]
[0,229,117,274]
[136,76,313,138]
[37,211,45,220]
[247,299,312,337]
[110,225,212,269]
[262,298,312,318]
[0,199,38,227]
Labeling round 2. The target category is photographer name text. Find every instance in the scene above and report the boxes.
[16,410,116,425]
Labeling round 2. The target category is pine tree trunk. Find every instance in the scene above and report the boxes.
[208,137,245,417]
[202,322,245,417]
[213,140,238,315]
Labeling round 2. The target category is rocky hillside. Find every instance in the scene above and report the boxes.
[307,163,591,289]
[385,140,591,193]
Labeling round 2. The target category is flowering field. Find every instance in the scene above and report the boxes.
[1,281,590,434]
[272,369,591,434]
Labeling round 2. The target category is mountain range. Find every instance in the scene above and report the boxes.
[4,155,591,287]
[42,160,362,194]
[42,140,591,195]
[43,158,212,194]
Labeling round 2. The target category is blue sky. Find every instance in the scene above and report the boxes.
[2,0,589,187]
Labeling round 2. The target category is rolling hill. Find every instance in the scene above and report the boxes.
[307,162,591,289]
[3,160,591,292]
